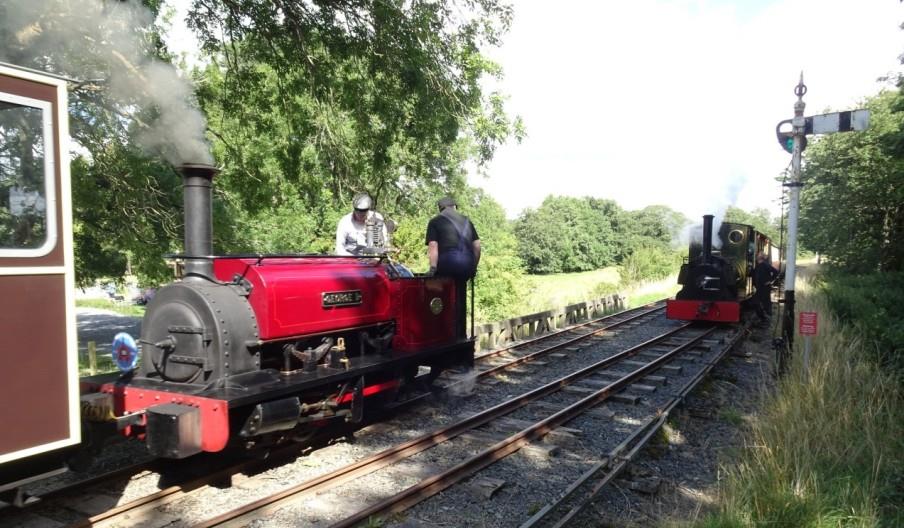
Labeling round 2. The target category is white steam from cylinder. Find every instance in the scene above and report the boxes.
[0,0,213,166]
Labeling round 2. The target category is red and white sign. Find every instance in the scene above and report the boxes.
[799,311,818,336]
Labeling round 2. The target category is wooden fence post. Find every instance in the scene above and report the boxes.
[88,341,97,375]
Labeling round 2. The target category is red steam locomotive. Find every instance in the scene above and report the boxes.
[0,65,472,496]
[79,170,473,460]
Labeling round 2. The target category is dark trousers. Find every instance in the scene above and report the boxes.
[437,251,474,340]
[754,287,772,320]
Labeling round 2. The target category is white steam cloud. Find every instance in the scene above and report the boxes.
[446,368,478,398]
[678,171,750,251]
[0,0,213,166]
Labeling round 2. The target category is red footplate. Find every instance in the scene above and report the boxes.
[666,299,740,323]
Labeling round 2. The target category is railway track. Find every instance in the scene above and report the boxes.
[471,302,664,373]
[392,302,666,408]
[191,322,726,527]
[325,325,725,528]
[32,303,662,528]
[519,321,750,528]
[9,303,703,528]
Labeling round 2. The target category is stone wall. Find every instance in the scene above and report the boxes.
[474,294,626,351]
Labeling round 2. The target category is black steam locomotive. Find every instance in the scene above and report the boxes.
[667,214,778,323]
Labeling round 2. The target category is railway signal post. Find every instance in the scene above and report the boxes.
[777,74,869,354]
[781,74,807,356]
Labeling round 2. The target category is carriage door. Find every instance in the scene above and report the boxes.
[0,65,79,467]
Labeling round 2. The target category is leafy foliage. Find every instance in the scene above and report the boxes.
[463,190,526,322]
[723,205,780,243]
[819,271,904,371]
[0,0,216,285]
[799,90,904,273]
[1,1,522,284]
[514,196,618,274]
[620,205,688,249]
[189,0,523,230]
[70,152,184,283]
[514,196,686,275]
[619,244,683,285]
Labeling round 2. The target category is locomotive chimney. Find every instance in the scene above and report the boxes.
[702,214,714,264]
[178,163,219,280]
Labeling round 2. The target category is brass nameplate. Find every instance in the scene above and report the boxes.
[322,290,363,307]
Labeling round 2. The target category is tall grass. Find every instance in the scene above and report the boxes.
[702,278,904,527]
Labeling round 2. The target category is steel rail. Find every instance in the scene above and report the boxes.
[71,305,666,527]
[33,459,156,503]
[537,322,751,528]
[472,304,665,379]
[194,324,694,528]
[327,326,717,528]
[389,303,665,412]
[65,444,310,528]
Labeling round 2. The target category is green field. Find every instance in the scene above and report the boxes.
[76,298,146,317]
[517,267,680,318]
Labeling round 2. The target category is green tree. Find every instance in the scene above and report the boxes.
[463,189,526,322]
[799,90,904,272]
[189,1,522,241]
[1,0,214,285]
[724,205,780,242]
[1,1,521,283]
[619,205,688,253]
[515,196,618,274]
[619,244,683,285]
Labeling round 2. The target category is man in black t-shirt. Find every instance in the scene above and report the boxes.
[753,253,779,323]
[425,196,481,338]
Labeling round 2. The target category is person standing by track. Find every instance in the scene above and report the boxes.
[425,196,481,338]
[753,252,779,324]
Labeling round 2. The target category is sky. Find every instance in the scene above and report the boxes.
[163,0,904,220]
[470,0,904,219]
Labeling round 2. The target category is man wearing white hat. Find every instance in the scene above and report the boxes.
[335,192,388,256]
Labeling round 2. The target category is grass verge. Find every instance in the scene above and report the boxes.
[697,276,904,527]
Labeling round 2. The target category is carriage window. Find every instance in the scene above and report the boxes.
[727,229,745,244]
[0,99,49,251]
